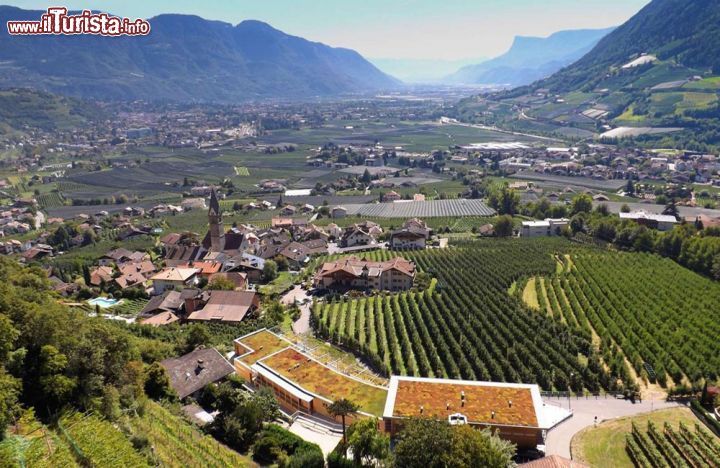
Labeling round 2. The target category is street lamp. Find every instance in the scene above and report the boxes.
[569,372,574,410]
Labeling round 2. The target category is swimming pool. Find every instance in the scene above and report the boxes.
[87,297,122,308]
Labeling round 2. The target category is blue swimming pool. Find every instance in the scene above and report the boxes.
[87,297,121,308]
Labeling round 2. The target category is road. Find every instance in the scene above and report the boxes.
[543,396,682,458]
[281,285,312,334]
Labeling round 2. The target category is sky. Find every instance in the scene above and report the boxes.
[6,0,651,60]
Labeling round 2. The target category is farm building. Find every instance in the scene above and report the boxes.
[314,256,415,291]
[521,218,569,238]
[382,376,553,449]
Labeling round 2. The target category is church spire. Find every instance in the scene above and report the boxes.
[208,187,225,252]
[209,187,221,216]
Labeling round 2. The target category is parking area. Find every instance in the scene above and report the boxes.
[543,395,682,458]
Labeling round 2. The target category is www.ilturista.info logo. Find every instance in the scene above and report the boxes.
[7,7,150,36]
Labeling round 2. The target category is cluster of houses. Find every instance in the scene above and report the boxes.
[75,190,435,326]
[520,210,681,237]
[505,149,720,185]
[0,197,42,236]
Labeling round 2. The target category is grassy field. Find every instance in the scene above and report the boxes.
[258,271,296,297]
[522,277,539,310]
[571,407,716,468]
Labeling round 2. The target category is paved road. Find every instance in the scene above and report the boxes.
[543,396,682,458]
[281,285,312,334]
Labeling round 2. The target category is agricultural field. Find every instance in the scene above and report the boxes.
[572,407,720,468]
[261,119,539,152]
[531,251,720,387]
[129,401,254,467]
[684,76,720,90]
[57,412,150,467]
[649,91,718,115]
[339,198,496,218]
[508,173,627,191]
[313,240,610,392]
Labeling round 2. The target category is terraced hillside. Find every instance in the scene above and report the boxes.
[129,401,254,467]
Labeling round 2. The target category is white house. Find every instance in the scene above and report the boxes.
[150,267,200,295]
[521,218,569,238]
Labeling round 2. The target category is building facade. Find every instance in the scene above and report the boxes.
[313,256,416,291]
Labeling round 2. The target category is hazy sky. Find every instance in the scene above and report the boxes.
[7,0,651,59]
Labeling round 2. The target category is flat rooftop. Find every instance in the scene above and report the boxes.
[383,376,544,428]
[258,347,388,416]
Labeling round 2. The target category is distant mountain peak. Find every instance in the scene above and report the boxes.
[445,27,614,87]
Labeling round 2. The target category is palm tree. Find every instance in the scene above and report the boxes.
[328,398,359,444]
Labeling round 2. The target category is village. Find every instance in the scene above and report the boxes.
[1,96,720,467]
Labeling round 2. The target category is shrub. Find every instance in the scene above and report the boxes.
[252,425,323,466]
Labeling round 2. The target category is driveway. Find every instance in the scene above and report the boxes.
[543,396,682,458]
[281,285,312,334]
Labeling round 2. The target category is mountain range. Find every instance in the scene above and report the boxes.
[445,27,615,87]
[531,0,720,93]
[0,6,399,102]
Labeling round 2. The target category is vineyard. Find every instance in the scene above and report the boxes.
[313,239,611,391]
[58,412,150,467]
[36,191,66,209]
[0,412,78,467]
[129,401,253,467]
[626,421,720,468]
[534,251,720,387]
